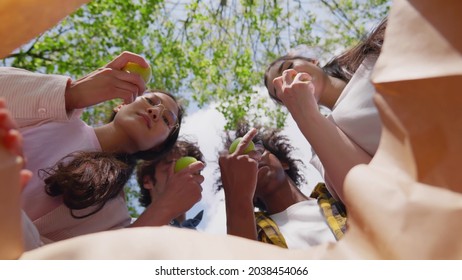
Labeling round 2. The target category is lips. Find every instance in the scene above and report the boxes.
[137,112,152,129]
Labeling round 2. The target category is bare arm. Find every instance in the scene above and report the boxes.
[273,70,371,203]
[219,128,259,240]
[297,108,371,202]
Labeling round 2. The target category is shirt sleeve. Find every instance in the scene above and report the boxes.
[329,56,382,156]
[0,67,71,128]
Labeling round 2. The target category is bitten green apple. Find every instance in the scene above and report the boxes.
[228,137,255,154]
[174,156,198,173]
[122,62,152,83]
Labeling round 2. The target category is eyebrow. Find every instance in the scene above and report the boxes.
[155,93,179,114]
[277,60,286,76]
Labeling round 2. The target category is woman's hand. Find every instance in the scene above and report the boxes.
[65,51,149,110]
[272,69,319,123]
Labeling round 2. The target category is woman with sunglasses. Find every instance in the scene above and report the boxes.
[0,51,204,248]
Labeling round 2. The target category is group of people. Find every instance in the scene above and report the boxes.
[0,17,387,255]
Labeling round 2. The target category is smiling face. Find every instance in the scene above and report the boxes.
[264,56,326,104]
[113,91,180,153]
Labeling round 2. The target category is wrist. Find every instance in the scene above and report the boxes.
[145,203,179,226]
[223,187,254,203]
[64,79,76,111]
[224,192,254,211]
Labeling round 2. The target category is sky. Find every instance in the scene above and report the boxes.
[178,86,324,234]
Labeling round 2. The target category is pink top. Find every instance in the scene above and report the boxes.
[0,67,131,245]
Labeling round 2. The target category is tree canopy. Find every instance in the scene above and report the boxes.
[2,0,390,216]
[3,0,390,129]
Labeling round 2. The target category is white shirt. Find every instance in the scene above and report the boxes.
[310,56,382,179]
[270,200,336,249]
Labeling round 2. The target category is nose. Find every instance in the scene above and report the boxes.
[147,104,165,122]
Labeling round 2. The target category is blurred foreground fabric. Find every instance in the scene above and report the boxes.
[3,0,462,259]
[0,0,89,58]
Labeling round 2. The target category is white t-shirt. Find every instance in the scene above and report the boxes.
[310,56,382,179]
[270,200,336,249]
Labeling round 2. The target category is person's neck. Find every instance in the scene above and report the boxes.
[259,178,309,215]
[93,123,134,154]
[319,76,346,109]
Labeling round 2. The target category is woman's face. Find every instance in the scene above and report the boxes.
[266,57,326,103]
[114,92,180,153]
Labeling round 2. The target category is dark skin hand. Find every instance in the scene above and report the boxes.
[219,128,261,240]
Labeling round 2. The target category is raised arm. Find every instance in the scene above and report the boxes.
[0,67,70,127]
[219,128,259,240]
[273,70,372,203]
[0,51,148,128]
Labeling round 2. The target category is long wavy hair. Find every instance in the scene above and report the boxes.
[323,17,387,82]
[40,90,184,218]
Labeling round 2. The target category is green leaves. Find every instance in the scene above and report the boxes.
[1,0,390,217]
[4,0,390,129]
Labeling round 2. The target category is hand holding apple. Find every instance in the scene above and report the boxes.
[66,53,151,109]
[174,156,198,173]
[228,137,255,154]
[122,62,152,83]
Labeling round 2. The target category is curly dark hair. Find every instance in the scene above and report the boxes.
[216,122,306,212]
[41,90,184,219]
[136,139,205,208]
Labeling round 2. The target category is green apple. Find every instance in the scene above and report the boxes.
[228,137,255,154]
[122,62,152,83]
[174,156,198,173]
